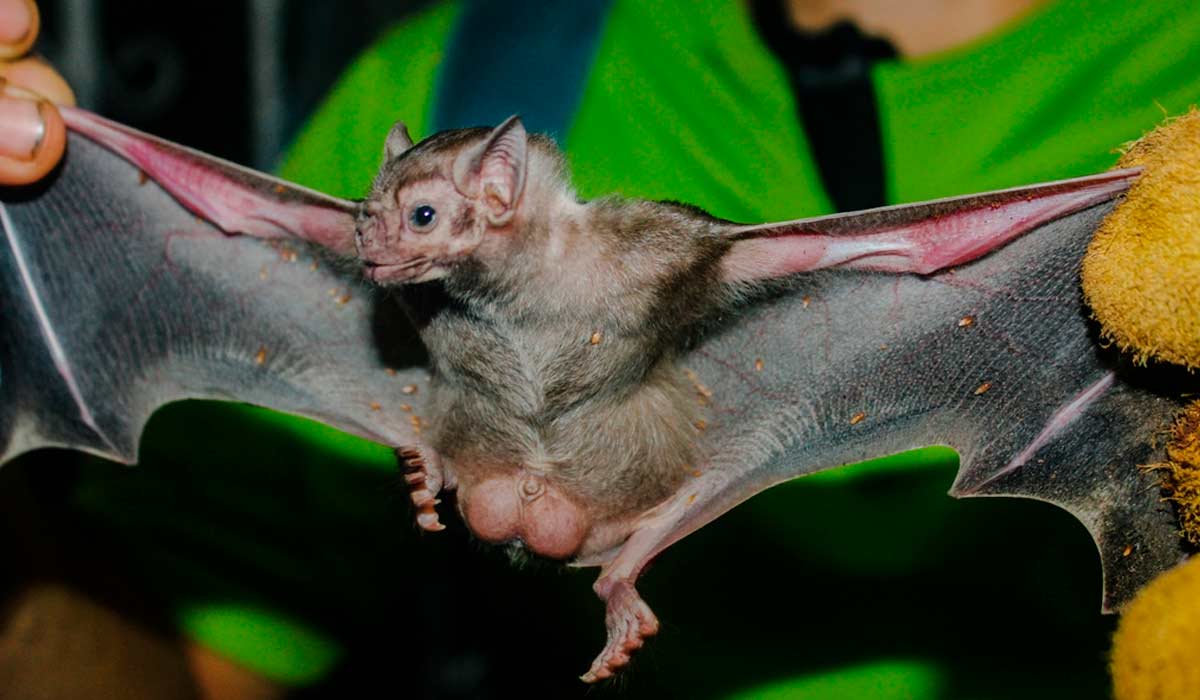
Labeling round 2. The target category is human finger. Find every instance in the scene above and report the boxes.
[0,55,75,105]
[0,79,65,185]
[0,0,38,60]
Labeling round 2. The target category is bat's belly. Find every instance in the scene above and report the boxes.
[428,360,700,559]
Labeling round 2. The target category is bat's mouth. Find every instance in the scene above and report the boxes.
[362,258,436,284]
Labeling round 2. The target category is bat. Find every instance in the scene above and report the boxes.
[0,107,1191,681]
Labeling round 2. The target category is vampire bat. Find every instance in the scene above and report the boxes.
[0,108,1190,681]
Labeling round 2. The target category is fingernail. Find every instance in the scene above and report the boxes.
[0,0,32,44]
[0,84,45,161]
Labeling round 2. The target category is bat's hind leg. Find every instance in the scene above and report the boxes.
[576,471,737,682]
[577,497,692,682]
[396,446,451,532]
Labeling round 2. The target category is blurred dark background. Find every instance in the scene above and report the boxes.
[36,0,430,170]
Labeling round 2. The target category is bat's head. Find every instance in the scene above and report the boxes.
[356,116,530,285]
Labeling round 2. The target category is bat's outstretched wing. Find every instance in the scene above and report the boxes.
[686,186,1190,611]
[578,172,1195,680]
[705,196,1185,607]
[0,125,429,466]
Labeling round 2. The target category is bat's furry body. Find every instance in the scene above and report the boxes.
[364,123,740,561]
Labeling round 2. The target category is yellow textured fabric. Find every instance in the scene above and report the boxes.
[1144,402,1200,545]
[1111,552,1200,700]
[1082,109,1200,369]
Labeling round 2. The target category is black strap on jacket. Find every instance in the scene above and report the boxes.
[432,0,612,138]
[752,0,898,212]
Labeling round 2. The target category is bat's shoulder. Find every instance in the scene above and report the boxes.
[650,198,725,223]
[581,196,727,253]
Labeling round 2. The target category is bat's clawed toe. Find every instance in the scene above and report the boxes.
[580,579,659,683]
[415,509,446,532]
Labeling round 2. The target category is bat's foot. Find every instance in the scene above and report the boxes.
[397,446,447,532]
[580,578,659,683]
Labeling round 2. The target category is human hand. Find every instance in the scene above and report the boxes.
[0,0,73,185]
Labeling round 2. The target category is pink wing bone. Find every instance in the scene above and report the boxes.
[60,107,360,255]
[720,168,1140,282]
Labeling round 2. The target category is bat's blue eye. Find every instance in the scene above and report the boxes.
[409,204,437,231]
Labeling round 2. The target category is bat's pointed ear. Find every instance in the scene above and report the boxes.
[452,115,528,226]
[384,121,415,160]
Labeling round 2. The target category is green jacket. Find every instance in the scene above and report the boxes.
[76,1,1200,696]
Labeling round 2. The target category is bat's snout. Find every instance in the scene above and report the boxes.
[354,211,448,285]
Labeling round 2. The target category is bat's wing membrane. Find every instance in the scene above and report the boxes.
[0,130,428,465]
[685,185,1191,610]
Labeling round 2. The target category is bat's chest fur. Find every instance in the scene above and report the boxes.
[416,300,701,515]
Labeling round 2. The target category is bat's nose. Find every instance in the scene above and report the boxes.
[355,217,382,257]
